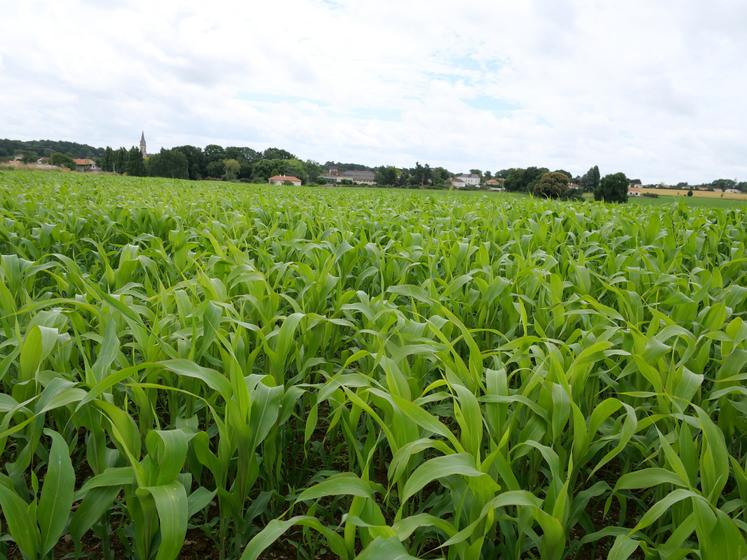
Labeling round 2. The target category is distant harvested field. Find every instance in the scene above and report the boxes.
[639,187,747,200]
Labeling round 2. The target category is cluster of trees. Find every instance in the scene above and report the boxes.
[100,147,146,175]
[595,173,629,203]
[373,162,451,188]
[500,164,628,202]
[118,145,325,183]
[504,167,554,193]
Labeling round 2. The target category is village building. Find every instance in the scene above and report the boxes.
[73,158,98,172]
[451,173,481,189]
[485,178,505,191]
[140,131,147,157]
[320,168,376,185]
[268,175,302,186]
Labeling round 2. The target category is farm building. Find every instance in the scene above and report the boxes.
[485,178,505,191]
[485,178,504,187]
[268,175,302,186]
[320,168,376,185]
[628,186,641,197]
[73,158,97,172]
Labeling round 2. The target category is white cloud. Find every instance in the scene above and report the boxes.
[1,0,745,183]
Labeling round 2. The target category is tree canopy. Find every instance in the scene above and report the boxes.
[532,171,570,199]
[580,165,601,193]
[595,172,628,203]
[147,148,189,179]
[505,167,548,192]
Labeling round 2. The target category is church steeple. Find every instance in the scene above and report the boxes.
[139,131,147,157]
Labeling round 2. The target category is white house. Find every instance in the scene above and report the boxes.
[451,174,481,189]
[268,175,302,186]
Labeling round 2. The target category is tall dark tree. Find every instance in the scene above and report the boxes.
[422,163,433,186]
[125,147,146,176]
[412,162,428,187]
[581,165,601,193]
[102,147,114,172]
[147,148,189,179]
[113,148,128,174]
[595,172,628,203]
[173,146,206,179]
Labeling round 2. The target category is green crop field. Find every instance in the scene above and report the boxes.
[0,169,746,559]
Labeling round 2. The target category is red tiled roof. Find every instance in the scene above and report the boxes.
[269,175,301,182]
[73,159,95,165]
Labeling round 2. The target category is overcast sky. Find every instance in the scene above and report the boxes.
[1,0,745,183]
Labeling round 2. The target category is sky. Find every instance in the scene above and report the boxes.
[1,0,745,184]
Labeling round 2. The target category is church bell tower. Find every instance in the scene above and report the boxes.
[139,131,147,157]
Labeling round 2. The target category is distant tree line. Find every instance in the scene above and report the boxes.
[97,144,325,183]
[5,137,746,200]
[373,162,452,188]
[100,147,146,175]
[495,164,629,202]
[0,139,104,161]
